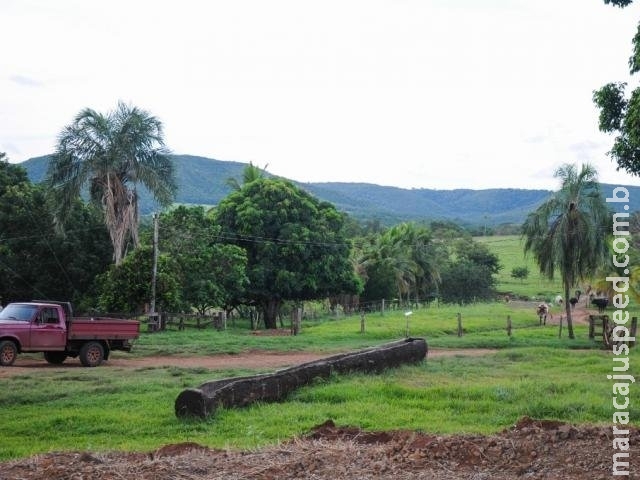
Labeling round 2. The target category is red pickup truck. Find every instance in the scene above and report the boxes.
[0,301,140,367]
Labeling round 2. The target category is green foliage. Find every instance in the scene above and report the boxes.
[225,161,269,191]
[46,102,177,265]
[97,246,181,314]
[594,2,640,174]
[0,154,111,306]
[214,178,361,328]
[593,82,640,175]
[360,261,397,302]
[438,238,501,304]
[359,223,442,304]
[510,266,529,282]
[429,220,470,240]
[439,259,496,305]
[158,206,248,314]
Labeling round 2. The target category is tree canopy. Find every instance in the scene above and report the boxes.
[214,178,361,328]
[593,0,640,176]
[157,206,248,315]
[438,238,501,305]
[0,154,111,307]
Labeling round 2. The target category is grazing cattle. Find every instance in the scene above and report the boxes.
[591,297,608,313]
[536,303,550,325]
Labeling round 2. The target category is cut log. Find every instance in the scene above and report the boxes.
[175,337,428,418]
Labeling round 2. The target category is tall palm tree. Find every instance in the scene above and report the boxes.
[47,102,177,265]
[522,163,610,339]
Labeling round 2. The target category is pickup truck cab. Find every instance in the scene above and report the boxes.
[0,301,140,367]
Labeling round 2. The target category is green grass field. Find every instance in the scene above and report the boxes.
[475,235,564,299]
[1,298,638,461]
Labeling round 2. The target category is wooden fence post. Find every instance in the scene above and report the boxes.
[630,317,637,347]
[506,315,512,337]
[360,312,365,334]
[457,313,463,337]
[558,315,563,338]
[290,308,301,336]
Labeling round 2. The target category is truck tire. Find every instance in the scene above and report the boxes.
[79,341,104,367]
[44,351,67,365]
[0,340,18,366]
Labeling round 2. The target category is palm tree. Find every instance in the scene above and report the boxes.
[225,162,269,191]
[360,223,441,307]
[522,163,610,339]
[47,102,176,265]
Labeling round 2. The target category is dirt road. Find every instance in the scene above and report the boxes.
[0,347,496,378]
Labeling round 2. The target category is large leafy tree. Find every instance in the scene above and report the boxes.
[0,154,111,306]
[522,164,610,339]
[214,178,361,329]
[97,245,181,314]
[438,238,500,305]
[46,102,177,265]
[158,206,248,314]
[593,0,640,175]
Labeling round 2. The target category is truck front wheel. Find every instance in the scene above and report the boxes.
[79,342,104,367]
[0,340,18,366]
[44,351,67,365]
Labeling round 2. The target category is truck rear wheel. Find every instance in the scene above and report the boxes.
[0,340,18,366]
[79,341,104,367]
[44,351,67,365]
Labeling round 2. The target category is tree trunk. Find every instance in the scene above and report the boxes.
[263,298,281,329]
[564,281,574,339]
[175,337,428,418]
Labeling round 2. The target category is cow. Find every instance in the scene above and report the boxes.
[536,303,550,325]
[591,297,609,313]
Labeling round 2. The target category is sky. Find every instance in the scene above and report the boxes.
[3,0,640,191]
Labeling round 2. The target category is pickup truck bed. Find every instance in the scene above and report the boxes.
[68,317,140,340]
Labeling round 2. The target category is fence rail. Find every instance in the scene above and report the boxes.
[145,312,227,332]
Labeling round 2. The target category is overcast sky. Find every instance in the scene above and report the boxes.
[3,0,640,190]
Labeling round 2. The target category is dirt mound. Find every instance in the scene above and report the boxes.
[2,417,636,479]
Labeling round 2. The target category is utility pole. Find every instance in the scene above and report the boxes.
[150,212,159,314]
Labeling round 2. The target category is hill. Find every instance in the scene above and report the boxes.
[18,154,640,226]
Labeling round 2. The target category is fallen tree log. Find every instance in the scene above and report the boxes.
[175,337,428,418]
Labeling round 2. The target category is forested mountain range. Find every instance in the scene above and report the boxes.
[20,154,640,227]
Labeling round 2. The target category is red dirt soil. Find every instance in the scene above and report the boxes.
[2,417,636,479]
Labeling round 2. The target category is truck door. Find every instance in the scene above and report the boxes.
[30,307,66,349]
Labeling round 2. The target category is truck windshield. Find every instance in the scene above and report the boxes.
[0,304,38,322]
